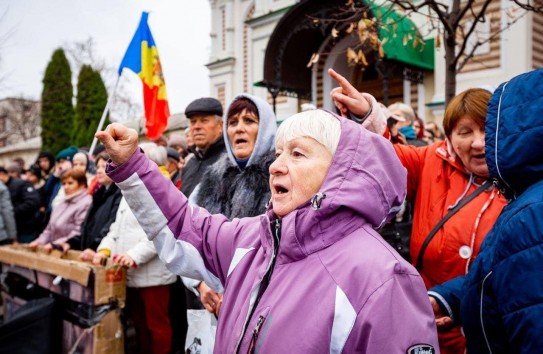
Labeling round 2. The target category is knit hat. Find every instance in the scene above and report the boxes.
[55,146,78,162]
[166,147,180,162]
[185,97,223,118]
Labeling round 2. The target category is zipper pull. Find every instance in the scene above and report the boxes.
[274,220,281,243]
[253,315,265,336]
[248,315,265,354]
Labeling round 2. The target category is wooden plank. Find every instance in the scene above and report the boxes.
[0,245,91,286]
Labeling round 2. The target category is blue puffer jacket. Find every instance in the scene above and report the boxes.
[430,68,543,353]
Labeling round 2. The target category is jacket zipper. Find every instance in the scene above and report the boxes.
[480,271,493,353]
[234,219,281,354]
[247,315,266,354]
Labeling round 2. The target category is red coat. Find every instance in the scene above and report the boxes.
[396,141,506,286]
[395,141,506,354]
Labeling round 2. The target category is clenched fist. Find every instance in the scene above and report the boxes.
[95,123,139,165]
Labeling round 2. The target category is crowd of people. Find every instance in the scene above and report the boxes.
[0,67,542,353]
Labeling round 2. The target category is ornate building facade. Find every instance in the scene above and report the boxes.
[207,0,543,123]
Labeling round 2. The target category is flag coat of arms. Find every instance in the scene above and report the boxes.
[119,12,170,140]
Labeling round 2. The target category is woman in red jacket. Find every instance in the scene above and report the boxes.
[329,69,506,354]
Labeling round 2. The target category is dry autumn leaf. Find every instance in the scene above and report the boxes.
[346,23,354,34]
[345,0,354,6]
[358,50,368,66]
[347,47,358,64]
[332,27,339,38]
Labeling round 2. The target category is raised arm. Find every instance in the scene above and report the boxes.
[96,124,247,289]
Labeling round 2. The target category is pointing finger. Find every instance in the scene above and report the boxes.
[328,68,358,95]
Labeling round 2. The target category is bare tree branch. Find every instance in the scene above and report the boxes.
[513,0,543,12]
[455,0,477,28]
[457,9,530,71]
[0,98,41,145]
[452,0,494,68]
[63,37,141,122]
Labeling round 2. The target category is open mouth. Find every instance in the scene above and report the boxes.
[235,138,248,146]
[273,184,289,195]
[472,153,485,160]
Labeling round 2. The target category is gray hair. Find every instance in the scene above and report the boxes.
[276,110,341,155]
[387,102,415,123]
[140,142,167,166]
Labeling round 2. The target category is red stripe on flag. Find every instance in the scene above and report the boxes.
[143,83,170,140]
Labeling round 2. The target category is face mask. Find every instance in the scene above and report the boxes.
[399,126,416,139]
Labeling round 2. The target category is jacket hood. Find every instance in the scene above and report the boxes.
[269,111,407,258]
[223,93,277,168]
[486,68,543,198]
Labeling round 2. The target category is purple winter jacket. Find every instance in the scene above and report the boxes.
[107,115,439,353]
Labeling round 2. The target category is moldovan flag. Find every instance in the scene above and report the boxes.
[118,12,170,140]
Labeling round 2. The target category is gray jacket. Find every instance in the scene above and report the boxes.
[0,181,16,242]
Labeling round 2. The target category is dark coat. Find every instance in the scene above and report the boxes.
[180,137,226,196]
[67,184,122,251]
[431,68,543,353]
[171,170,182,190]
[5,177,40,238]
[195,150,275,219]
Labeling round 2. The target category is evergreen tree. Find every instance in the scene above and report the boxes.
[41,48,74,154]
[73,65,108,148]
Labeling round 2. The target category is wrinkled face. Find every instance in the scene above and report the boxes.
[62,177,83,196]
[227,109,259,160]
[269,137,332,218]
[450,115,489,177]
[189,114,223,149]
[96,159,112,186]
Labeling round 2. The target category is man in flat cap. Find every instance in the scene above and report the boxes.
[181,97,225,196]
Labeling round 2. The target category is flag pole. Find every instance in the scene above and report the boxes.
[89,76,120,157]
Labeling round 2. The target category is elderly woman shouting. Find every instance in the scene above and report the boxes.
[185,93,276,314]
[96,110,438,353]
